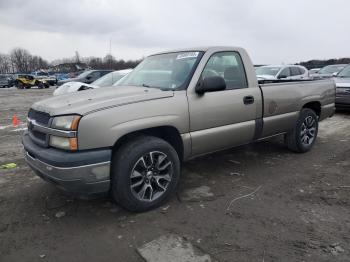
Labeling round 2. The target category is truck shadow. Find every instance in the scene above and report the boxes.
[335,109,350,115]
[38,135,291,219]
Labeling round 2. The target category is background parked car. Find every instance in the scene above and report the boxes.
[55,73,70,81]
[255,65,309,80]
[57,69,113,86]
[7,74,16,87]
[334,64,350,109]
[32,71,57,86]
[311,64,347,79]
[15,74,49,89]
[53,69,132,96]
[0,74,12,88]
[309,68,321,75]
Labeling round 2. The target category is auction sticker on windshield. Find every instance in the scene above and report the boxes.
[176,52,199,60]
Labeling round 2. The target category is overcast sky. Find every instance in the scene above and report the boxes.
[0,0,348,64]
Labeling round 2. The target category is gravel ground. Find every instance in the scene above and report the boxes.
[0,88,349,262]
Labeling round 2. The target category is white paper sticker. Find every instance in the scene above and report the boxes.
[176,52,199,60]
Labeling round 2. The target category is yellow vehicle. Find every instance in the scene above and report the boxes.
[15,74,49,89]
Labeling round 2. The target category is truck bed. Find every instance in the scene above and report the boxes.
[258,78,316,84]
[258,79,335,138]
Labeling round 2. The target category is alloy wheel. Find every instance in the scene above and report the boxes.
[130,151,173,202]
[300,115,316,146]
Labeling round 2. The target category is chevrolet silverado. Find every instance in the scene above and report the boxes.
[22,46,335,212]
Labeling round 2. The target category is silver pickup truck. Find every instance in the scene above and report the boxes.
[23,46,335,211]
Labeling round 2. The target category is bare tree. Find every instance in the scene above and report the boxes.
[10,48,32,73]
[8,48,49,73]
[0,53,12,73]
[1,47,140,74]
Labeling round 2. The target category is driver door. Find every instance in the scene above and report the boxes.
[187,51,260,156]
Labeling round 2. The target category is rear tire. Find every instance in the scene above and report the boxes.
[285,108,318,153]
[111,136,180,212]
[37,82,44,89]
[16,81,24,89]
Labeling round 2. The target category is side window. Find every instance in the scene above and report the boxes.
[100,71,109,77]
[89,71,101,79]
[279,67,291,78]
[290,67,301,76]
[201,51,248,90]
[299,67,305,75]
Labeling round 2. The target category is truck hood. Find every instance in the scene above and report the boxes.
[32,85,174,116]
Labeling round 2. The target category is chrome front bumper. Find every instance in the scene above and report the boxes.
[25,151,111,195]
[22,131,111,196]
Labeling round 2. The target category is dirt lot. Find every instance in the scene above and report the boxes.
[0,88,349,262]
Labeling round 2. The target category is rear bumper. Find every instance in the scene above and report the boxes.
[22,132,111,196]
[336,96,350,109]
[320,103,335,121]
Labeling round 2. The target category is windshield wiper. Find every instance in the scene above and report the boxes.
[141,83,172,91]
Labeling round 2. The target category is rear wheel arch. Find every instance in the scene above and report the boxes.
[302,101,321,117]
[285,108,318,153]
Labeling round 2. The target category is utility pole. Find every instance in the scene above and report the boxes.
[109,38,112,69]
[109,38,112,56]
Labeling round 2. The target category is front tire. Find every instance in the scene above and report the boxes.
[285,108,318,153]
[111,136,180,212]
[16,81,24,89]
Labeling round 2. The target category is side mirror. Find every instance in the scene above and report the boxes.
[195,76,226,94]
[86,75,92,80]
[332,72,338,77]
[278,74,287,79]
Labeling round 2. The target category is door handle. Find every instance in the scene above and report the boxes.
[243,96,254,105]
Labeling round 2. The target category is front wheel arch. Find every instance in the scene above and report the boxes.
[112,126,184,162]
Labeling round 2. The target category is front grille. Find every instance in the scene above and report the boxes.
[32,130,46,141]
[28,108,51,147]
[28,109,50,126]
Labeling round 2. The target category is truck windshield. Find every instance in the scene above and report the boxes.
[337,65,350,78]
[116,51,203,90]
[255,66,282,76]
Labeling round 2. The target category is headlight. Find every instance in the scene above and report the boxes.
[49,136,78,150]
[51,115,81,130]
[50,115,81,150]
